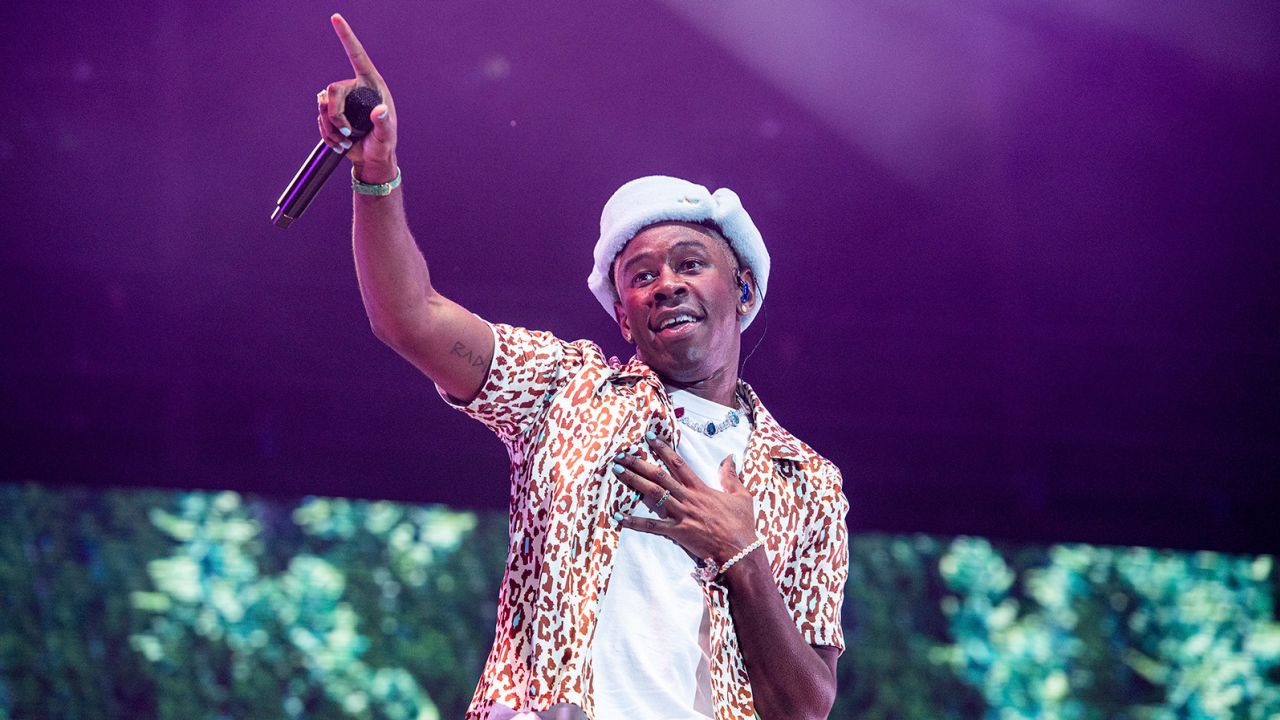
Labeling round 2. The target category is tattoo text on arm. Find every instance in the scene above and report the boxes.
[450,340,488,368]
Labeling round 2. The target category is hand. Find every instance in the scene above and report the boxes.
[317,14,398,182]
[612,433,758,565]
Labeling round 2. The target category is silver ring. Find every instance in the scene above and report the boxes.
[654,489,672,510]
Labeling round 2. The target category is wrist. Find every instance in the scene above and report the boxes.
[352,157,398,184]
[693,537,764,584]
[720,542,768,586]
[352,166,401,197]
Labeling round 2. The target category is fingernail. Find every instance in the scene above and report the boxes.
[339,126,352,137]
[633,491,642,501]
[377,110,389,120]
[614,452,625,461]
[340,139,352,150]
[645,431,657,441]
[613,512,625,523]
[611,463,624,475]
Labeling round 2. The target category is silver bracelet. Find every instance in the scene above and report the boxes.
[352,166,402,196]
[691,538,764,583]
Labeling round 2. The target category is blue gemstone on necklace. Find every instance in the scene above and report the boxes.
[706,422,717,436]
[729,411,740,426]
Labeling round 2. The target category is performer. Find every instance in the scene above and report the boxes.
[317,14,848,720]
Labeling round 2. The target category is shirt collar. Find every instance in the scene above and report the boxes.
[736,380,804,461]
[608,357,804,462]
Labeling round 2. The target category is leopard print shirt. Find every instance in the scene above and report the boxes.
[443,323,849,720]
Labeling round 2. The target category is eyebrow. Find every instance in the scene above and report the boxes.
[617,239,713,278]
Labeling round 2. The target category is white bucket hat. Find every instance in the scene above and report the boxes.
[587,175,770,330]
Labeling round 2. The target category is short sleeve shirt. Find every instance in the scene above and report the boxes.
[443,323,849,720]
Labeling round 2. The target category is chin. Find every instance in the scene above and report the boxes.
[644,347,710,381]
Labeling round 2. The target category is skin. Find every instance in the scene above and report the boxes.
[611,221,753,408]
[321,14,494,403]
[321,14,838,718]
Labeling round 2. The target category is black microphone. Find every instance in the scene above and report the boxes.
[272,86,382,228]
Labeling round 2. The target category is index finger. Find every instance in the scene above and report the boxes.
[331,13,380,78]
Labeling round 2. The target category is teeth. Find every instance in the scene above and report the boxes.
[659,314,696,330]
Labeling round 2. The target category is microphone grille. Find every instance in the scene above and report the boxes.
[344,86,383,133]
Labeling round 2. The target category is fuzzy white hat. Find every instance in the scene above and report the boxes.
[587,175,770,330]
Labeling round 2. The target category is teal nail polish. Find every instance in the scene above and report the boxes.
[645,431,657,441]
[340,139,352,150]
[613,512,625,522]
[339,126,352,137]
[611,463,624,475]
[614,452,625,461]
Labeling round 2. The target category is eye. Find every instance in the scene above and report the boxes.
[630,270,656,287]
[679,257,706,272]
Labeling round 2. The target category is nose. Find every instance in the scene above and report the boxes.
[652,267,687,302]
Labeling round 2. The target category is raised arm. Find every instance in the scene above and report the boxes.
[318,14,493,402]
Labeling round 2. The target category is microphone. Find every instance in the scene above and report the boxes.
[272,86,382,228]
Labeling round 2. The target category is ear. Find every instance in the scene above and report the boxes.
[737,267,758,316]
[613,300,634,344]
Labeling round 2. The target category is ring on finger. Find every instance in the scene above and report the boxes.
[654,488,672,510]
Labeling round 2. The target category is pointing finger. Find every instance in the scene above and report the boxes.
[331,13,380,79]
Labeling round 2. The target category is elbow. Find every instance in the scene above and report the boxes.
[813,689,837,720]
[366,302,428,351]
[759,681,836,720]
[798,691,836,720]
[797,700,836,720]
[368,317,400,349]
[368,315,419,357]
[366,292,445,351]
[760,702,833,720]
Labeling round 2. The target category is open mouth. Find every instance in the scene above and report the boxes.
[652,313,701,337]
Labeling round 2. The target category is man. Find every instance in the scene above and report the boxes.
[317,14,848,720]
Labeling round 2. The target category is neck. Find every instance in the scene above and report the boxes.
[661,367,740,407]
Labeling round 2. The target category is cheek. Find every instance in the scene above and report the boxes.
[623,298,645,323]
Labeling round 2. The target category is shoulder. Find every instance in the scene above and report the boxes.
[746,388,843,488]
[487,322,613,376]
[490,322,605,358]
[788,437,844,494]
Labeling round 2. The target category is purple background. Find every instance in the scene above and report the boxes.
[3,1,1277,553]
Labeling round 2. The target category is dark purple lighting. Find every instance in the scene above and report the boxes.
[1,0,1277,553]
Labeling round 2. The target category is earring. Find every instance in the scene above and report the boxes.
[740,282,750,303]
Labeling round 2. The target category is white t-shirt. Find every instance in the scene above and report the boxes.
[590,388,752,719]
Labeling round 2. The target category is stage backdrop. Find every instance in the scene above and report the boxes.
[3,0,1278,557]
[2,483,1276,719]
